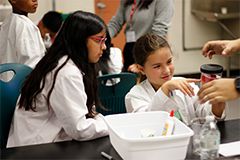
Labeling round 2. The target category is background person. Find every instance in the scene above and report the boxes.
[37,10,63,47]
[0,0,45,68]
[97,30,123,75]
[108,0,174,72]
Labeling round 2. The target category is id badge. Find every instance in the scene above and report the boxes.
[126,31,136,42]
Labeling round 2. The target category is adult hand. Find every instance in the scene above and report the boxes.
[198,78,239,104]
[202,39,240,59]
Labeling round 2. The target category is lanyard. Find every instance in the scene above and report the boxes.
[129,0,137,22]
[129,0,140,30]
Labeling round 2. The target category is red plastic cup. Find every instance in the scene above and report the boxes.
[200,64,223,85]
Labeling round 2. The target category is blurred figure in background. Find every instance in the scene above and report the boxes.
[97,30,123,75]
[37,11,63,48]
[108,0,174,73]
[0,0,45,68]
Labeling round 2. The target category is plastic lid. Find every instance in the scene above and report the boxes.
[200,64,223,74]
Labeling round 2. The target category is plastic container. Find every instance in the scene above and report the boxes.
[200,116,220,160]
[190,117,206,155]
[162,110,175,136]
[104,111,194,160]
[200,64,223,85]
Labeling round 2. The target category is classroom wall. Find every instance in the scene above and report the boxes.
[168,0,240,75]
[29,0,94,22]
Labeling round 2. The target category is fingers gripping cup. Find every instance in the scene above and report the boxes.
[200,64,223,85]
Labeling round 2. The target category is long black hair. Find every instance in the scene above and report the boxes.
[19,10,107,118]
[124,0,154,9]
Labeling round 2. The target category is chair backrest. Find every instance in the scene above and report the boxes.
[97,72,137,115]
[0,63,32,148]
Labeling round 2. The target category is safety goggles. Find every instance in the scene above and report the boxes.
[90,36,107,46]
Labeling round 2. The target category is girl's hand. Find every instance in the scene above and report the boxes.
[127,64,141,74]
[161,78,200,97]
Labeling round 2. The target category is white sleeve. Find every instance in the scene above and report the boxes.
[108,47,123,74]
[169,82,213,124]
[125,86,178,113]
[50,72,108,141]
[149,88,178,112]
[16,22,45,68]
[125,86,151,112]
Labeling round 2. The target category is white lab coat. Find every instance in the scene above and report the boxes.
[98,47,123,76]
[0,13,45,68]
[125,77,223,125]
[108,47,123,74]
[7,56,108,148]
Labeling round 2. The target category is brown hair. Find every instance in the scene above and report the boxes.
[133,33,172,82]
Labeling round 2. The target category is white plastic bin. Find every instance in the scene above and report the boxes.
[104,111,194,160]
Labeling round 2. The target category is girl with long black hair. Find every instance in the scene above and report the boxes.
[7,10,109,148]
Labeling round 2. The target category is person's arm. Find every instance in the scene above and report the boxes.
[198,78,240,104]
[107,1,126,38]
[212,102,225,118]
[50,70,108,141]
[202,38,240,59]
[16,17,45,68]
[161,78,225,119]
[151,0,174,37]
[125,85,153,113]
[125,82,178,113]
